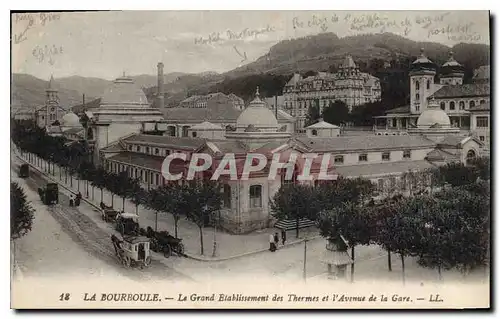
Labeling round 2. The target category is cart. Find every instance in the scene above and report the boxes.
[115,212,140,236]
[111,234,151,268]
[38,183,59,205]
[146,227,185,258]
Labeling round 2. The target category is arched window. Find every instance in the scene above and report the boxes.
[466,150,476,165]
[223,184,231,208]
[459,101,465,110]
[469,101,475,108]
[146,147,150,153]
[415,93,419,101]
[415,80,420,90]
[311,129,318,136]
[136,146,140,152]
[440,102,445,110]
[449,101,455,110]
[128,145,132,151]
[426,79,430,90]
[480,100,486,104]
[249,185,262,208]
[155,148,159,155]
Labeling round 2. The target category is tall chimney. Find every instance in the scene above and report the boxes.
[157,62,165,108]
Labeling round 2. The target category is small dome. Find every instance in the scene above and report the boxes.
[441,51,464,76]
[417,99,451,128]
[236,87,278,130]
[101,75,149,107]
[61,112,81,127]
[411,48,437,72]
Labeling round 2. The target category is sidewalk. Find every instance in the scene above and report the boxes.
[16,151,322,261]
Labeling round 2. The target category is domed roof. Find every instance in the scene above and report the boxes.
[101,74,149,107]
[441,51,464,75]
[417,98,451,128]
[236,87,278,129]
[61,112,81,127]
[411,48,437,72]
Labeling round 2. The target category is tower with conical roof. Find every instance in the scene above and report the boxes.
[439,51,464,86]
[409,48,437,114]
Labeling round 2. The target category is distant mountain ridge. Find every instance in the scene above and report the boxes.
[12,32,489,111]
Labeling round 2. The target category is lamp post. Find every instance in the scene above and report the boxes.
[212,210,220,258]
[303,238,308,282]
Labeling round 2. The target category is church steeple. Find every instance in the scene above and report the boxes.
[47,75,57,92]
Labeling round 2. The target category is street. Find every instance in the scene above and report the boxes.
[11,154,192,283]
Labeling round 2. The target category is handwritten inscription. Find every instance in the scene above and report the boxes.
[13,12,61,44]
[291,12,480,41]
[194,25,276,45]
[32,44,63,65]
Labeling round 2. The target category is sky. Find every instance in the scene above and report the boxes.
[11,10,490,81]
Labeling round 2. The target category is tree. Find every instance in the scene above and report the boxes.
[437,162,478,187]
[318,201,375,282]
[160,183,186,238]
[375,195,422,285]
[127,178,146,215]
[11,182,35,240]
[270,183,322,238]
[322,100,350,125]
[305,100,320,127]
[145,187,165,232]
[183,180,222,255]
[318,176,375,211]
[91,167,108,203]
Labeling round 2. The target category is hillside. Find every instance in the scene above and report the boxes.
[146,32,489,103]
[11,74,84,110]
[12,32,489,111]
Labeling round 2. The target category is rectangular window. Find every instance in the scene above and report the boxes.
[403,150,411,159]
[382,152,390,161]
[479,136,485,142]
[155,174,159,185]
[359,154,368,162]
[249,185,262,208]
[334,155,344,164]
[476,116,488,128]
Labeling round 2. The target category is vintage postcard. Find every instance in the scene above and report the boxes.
[10,10,490,309]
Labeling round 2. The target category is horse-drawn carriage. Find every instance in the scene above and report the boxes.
[18,163,29,178]
[115,212,140,236]
[146,226,185,258]
[100,202,119,222]
[111,234,151,268]
[38,183,59,205]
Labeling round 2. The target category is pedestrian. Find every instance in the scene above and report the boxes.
[274,232,279,249]
[281,229,287,245]
[269,234,276,252]
[69,195,74,207]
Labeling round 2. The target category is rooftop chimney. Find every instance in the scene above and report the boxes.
[157,62,165,108]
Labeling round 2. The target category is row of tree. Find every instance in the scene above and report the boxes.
[12,120,222,255]
[271,159,490,282]
[305,99,403,127]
